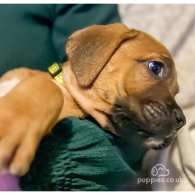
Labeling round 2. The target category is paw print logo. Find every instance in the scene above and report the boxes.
[151,164,169,177]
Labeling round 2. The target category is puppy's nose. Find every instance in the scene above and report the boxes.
[172,108,186,129]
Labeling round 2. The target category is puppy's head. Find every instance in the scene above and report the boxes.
[66,23,186,150]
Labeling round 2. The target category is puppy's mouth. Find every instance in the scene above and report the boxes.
[108,101,184,150]
[107,114,175,150]
[139,127,178,150]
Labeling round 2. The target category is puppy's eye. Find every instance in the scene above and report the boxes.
[148,61,163,77]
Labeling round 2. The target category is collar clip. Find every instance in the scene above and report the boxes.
[48,63,64,84]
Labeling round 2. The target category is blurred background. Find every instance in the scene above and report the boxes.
[118,4,195,190]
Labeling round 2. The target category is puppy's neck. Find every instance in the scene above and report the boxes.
[60,62,115,132]
[56,62,86,120]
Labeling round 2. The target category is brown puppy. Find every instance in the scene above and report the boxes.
[0,23,185,176]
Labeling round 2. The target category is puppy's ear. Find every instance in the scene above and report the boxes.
[66,23,139,87]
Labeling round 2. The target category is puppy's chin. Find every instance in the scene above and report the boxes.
[120,126,176,150]
[141,133,176,150]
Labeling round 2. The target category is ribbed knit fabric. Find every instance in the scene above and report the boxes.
[20,117,147,191]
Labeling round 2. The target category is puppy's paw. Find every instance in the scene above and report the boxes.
[9,135,39,176]
[0,112,42,176]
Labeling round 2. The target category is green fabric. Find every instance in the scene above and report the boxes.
[20,117,147,191]
[0,4,120,75]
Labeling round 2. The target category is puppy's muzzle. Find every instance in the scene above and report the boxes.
[109,99,186,150]
[142,101,186,135]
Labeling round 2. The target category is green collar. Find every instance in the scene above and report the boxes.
[48,63,64,84]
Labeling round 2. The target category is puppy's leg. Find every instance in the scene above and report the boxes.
[0,69,64,176]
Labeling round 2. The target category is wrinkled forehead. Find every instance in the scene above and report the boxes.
[120,30,175,71]
[122,31,174,62]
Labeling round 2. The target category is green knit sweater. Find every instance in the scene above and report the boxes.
[20,117,147,191]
